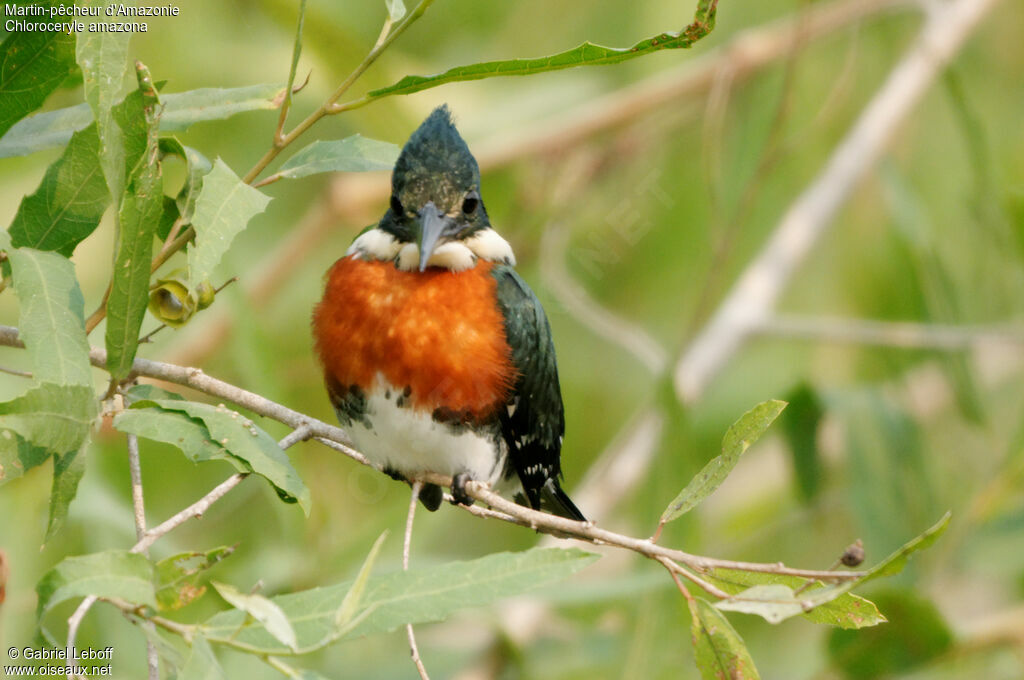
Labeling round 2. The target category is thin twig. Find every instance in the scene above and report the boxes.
[242,0,437,185]
[404,481,431,680]
[0,364,32,378]
[674,0,1004,403]
[126,433,159,680]
[131,473,247,555]
[0,323,866,583]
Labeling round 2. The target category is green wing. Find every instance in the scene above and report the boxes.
[491,265,583,520]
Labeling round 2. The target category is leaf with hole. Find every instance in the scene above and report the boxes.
[156,546,236,611]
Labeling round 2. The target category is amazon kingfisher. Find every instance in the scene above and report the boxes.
[312,105,585,521]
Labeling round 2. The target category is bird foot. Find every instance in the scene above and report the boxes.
[450,472,474,506]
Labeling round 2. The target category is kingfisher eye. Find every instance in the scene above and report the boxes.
[461,192,479,215]
[390,195,404,215]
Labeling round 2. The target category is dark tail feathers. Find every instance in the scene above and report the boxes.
[539,480,586,521]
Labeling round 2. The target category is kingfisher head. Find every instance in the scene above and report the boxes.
[379,105,496,272]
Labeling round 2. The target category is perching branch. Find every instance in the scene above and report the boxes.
[0,322,866,587]
[404,481,431,680]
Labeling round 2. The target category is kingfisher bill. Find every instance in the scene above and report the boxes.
[312,105,584,520]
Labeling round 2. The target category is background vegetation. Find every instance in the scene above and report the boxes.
[1,0,1023,677]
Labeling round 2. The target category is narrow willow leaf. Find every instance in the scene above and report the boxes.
[8,248,92,386]
[45,443,88,542]
[121,399,310,514]
[156,546,235,611]
[800,512,952,611]
[0,16,76,137]
[335,532,386,629]
[714,584,805,624]
[179,634,225,680]
[212,582,298,652]
[36,550,156,643]
[105,64,164,380]
[280,0,307,130]
[368,0,717,100]
[76,12,131,200]
[187,160,271,288]
[200,547,597,654]
[272,135,399,181]
[0,84,283,159]
[688,597,760,680]
[661,400,787,523]
[159,138,213,223]
[706,568,884,630]
[7,124,110,256]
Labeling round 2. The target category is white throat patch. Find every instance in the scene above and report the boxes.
[347,227,516,271]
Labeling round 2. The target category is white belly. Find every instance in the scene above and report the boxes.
[347,381,507,486]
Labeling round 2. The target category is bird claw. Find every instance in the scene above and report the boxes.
[450,472,474,506]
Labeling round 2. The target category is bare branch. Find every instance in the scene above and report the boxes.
[131,473,247,555]
[759,316,1024,350]
[125,434,159,680]
[675,0,1004,404]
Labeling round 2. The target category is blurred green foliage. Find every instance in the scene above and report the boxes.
[2,0,1024,677]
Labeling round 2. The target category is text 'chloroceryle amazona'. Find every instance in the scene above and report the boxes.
[312,105,585,520]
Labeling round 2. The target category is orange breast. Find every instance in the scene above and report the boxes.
[313,257,516,418]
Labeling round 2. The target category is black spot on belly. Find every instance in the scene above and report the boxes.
[396,385,413,408]
[327,379,370,428]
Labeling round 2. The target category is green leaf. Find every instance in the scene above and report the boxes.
[800,512,952,611]
[7,123,110,256]
[367,0,717,100]
[45,443,88,542]
[661,400,787,524]
[75,11,131,200]
[119,400,310,514]
[688,597,760,680]
[826,589,953,679]
[179,635,225,680]
[706,568,884,629]
[212,582,298,652]
[271,135,400,181]
[113,407,237,465]
[159,138,213,223]
[0,16,76,138]
[155,546,235,611]
[385,0,406,22]
[123,383,185,404]
[8,248,92,386]
[200,547,597,654]
[781,384,825,503]
[187,159,271,288]
[36,550,156,643]
[0,84,283,159]
[279,0,307,132]
[714,584,805,624]
[335,532,386,629]
[105,64,165,380]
